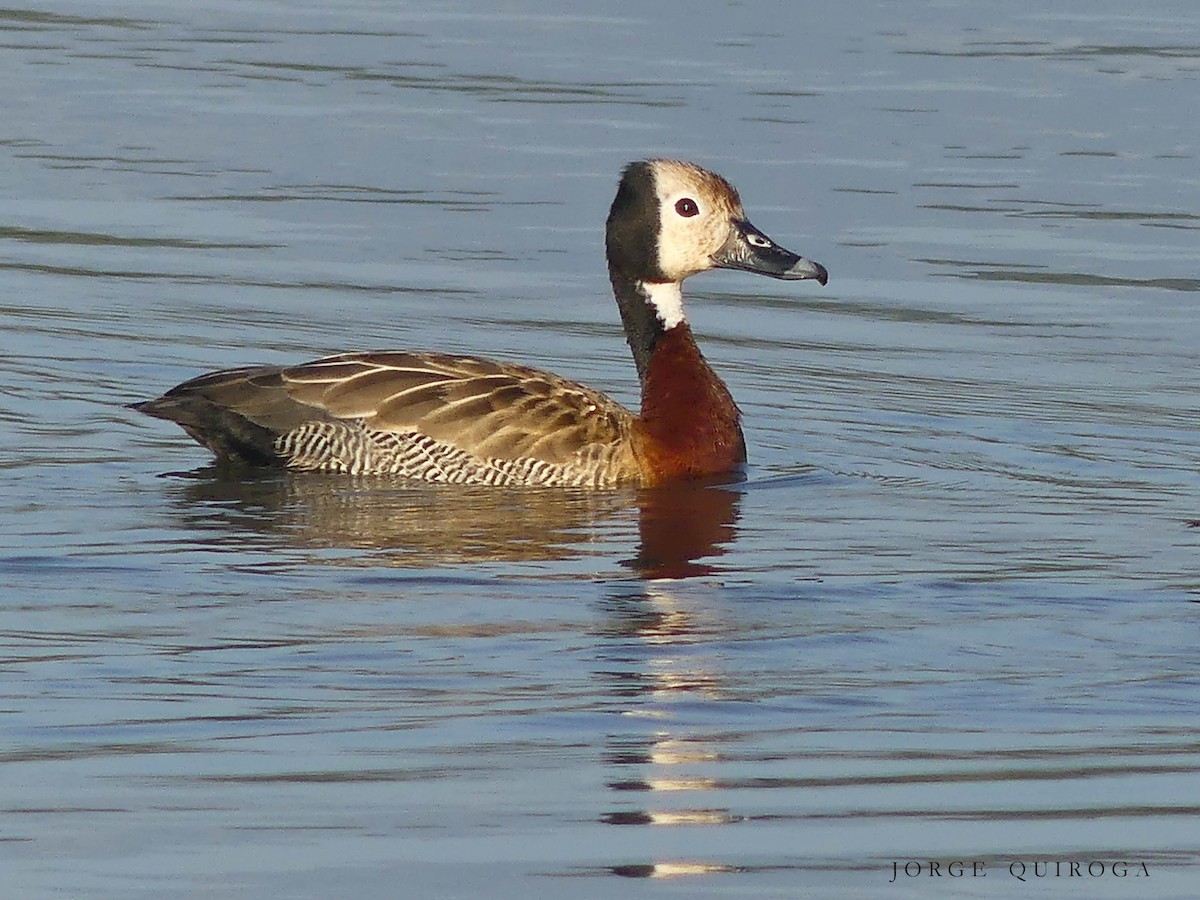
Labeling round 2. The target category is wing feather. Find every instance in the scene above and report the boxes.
[139,350,638,476]
[282,351,635,464]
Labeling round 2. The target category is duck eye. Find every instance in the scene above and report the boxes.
[674,198,699,218]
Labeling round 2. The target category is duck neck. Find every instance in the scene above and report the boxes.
[609,264,746,478]
[609,264,665,385]
[637,320,747,478]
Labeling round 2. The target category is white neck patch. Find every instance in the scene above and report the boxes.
[641,281,686,330]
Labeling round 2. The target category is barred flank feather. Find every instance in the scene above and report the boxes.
[277,420,633,487]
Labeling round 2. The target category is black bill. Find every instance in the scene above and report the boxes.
[713,219,828,285]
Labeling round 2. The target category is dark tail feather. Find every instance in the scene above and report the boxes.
[128,396,283,467]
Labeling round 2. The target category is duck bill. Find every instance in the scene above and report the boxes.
[712,219,828,285]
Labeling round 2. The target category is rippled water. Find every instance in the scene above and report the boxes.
[3,1,1199,897]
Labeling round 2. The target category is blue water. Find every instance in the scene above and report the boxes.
[2,1,1198,897]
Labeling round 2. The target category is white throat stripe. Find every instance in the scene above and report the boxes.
[642,281,686,330]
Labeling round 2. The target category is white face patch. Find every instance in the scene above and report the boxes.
[649,160,744,283]
[641,280,686,330]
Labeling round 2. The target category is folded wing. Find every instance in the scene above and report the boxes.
[133,351,639,484]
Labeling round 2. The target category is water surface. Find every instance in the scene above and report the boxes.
[2,1,1198,897]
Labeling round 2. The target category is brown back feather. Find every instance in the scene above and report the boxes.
[158,351,635,466]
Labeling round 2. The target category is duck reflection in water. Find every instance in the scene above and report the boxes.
[594,563,746,878]
[167,468,741,579]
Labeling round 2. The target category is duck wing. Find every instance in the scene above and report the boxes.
[132,350,639,483]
